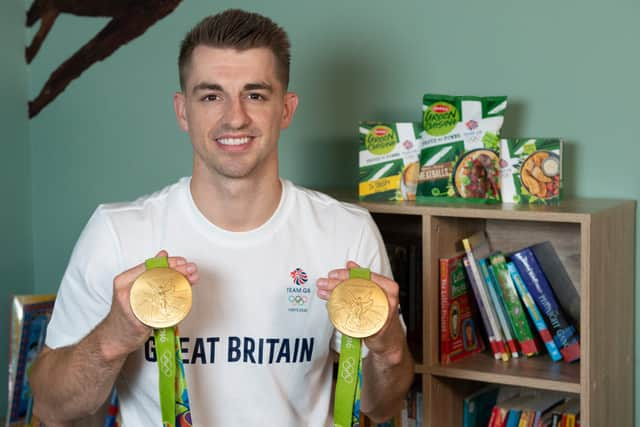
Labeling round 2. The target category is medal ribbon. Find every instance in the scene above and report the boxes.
[333,267,370,427]
[145,257,192,427]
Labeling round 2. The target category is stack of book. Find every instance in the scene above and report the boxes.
[463,386,580,427]
[440,232,580,364]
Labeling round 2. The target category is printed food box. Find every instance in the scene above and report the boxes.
[416,95,507,202]
[500,138,563,204]
[358,122,423,201]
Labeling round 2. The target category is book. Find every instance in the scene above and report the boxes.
[7,294,56,426]
[510,248,580,362]
[462,256,504,360]
[489,252,539,356]
[440,254,485,364]
[530,241,580,329]
[462,384,500,427]
[480,258,520,358]
[462,232,508,361]
[507,262,563,362]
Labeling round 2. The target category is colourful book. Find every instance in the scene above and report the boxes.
[462,233,508,361]
[440,254,485,364]
[510,248,580,362]
[489,252,539,356]
[480,258,520,358]
[462,384,500,427]
[530,241,580,329]
[463,256,504,360]
[508,262,563,362]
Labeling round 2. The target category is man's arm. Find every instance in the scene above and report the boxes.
[360,310,414,422]
[317,261,415,423]
[30,252,198,424]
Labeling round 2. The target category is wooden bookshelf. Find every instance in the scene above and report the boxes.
[345,195,635,427]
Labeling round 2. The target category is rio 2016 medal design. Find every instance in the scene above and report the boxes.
[130,256,193,427]
[130,267,192,329]
[327,277,389,339]
[328,268,390,427]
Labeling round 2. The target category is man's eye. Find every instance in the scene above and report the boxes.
[248,93,265,101]
[202,94,219,102]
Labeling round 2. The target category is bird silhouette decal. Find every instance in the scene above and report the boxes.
[26,0,183,118]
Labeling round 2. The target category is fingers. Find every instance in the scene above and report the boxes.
[317,260,399,306]
[115,251,199,288]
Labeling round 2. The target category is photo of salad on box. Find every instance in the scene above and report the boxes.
[500,138,563,204]
[416,94,507,202]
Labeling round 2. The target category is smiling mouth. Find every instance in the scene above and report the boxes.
[217,136,252,146]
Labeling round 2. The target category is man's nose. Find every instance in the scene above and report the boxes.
[225,98,251,129]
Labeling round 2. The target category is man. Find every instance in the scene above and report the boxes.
[30,9,414,426]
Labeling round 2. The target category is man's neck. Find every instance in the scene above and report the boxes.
[189,172,282,232]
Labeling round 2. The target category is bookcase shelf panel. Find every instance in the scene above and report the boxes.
[337,194,636,427]
[428,352,580,394]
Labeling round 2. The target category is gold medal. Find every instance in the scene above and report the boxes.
[129,267,192,329]
[327,277,389,338]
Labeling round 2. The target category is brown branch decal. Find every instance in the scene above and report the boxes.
[26,0,183,118]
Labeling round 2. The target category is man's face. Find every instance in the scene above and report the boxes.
[174,46,298,181]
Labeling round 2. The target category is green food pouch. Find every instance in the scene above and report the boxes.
[417,94,507,202]
[358,122,423,201]
[500,138,563,204]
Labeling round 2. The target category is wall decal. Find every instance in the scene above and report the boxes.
[26,0,183,118]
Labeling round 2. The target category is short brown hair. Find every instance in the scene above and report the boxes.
[178,9,291,90]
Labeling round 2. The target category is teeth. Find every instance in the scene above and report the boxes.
[218,137,250,146]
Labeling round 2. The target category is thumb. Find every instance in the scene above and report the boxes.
[114,250,168,287]
[346,260,360,269]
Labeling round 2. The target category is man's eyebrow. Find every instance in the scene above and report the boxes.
[191,82,223,95]
[245,82,273,92]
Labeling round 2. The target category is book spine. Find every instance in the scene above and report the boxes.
[480,258,520,358]
[462,256,503,360]
[462,238,508,361]
[510,248,580,362]
[530,241,580,329]
[440,258,452,364]
[507,262,563,362]
[490,252,539,356]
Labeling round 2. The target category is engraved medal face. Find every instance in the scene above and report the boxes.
[129,267,192,329]
[327,278,389,338]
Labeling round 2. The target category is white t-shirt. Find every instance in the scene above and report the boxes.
[46,177,392,427]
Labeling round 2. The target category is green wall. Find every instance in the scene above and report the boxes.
[6,0,640,421]
[1,0,33,418]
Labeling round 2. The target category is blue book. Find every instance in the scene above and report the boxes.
[510,248,580,362]
[508,262,563,362]
[462,384,500,427]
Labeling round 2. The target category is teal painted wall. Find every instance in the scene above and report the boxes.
[7,0,639,422]
[0,0,33,418]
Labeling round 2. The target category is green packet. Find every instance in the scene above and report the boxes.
[416,94,507,201]
[358,122,422,201]
[500,138,563,204]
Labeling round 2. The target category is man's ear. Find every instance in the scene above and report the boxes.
[280,92,299,130]
[174,92,189,132]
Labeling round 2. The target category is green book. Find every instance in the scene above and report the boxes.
[489,252,540,356]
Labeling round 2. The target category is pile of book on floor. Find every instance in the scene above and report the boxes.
[440,232,580,364]
[463,385,580,427]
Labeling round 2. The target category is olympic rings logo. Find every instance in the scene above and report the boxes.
[340,356,356,384]
[157,329,168,344]
[288,295,308,306]
[159,350,173,378]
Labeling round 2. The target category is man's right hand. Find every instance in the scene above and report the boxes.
[99,250,199,362]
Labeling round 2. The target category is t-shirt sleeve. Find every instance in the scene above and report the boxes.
[45,207,123,349]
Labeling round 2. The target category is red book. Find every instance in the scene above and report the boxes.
[440,254,485,363]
